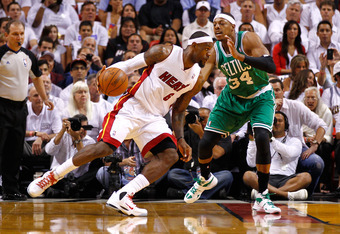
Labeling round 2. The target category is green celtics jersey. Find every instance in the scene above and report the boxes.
[215,31,269,97]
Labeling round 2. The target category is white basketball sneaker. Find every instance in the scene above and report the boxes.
[106,191,147,217]
[184,173,218,203]
[27,170,61,197]
[252,189,281,214]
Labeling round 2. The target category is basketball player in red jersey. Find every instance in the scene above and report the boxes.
[28,31,213,216]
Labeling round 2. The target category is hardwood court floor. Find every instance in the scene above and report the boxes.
[1,198,340,233]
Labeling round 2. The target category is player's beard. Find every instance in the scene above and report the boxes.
[198,60,204,68]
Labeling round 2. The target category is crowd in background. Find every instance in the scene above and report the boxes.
[1,0,340,200]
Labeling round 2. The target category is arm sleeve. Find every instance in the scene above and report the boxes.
[243,55,276,73]
[45,136,63,155]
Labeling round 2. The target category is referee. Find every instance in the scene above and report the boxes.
[0,20,54,200]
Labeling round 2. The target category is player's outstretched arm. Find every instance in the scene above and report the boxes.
[226,32,276,73]
[108,44,173,74]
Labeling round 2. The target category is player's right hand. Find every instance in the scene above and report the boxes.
[177,138,192,162]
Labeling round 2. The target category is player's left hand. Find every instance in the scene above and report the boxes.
[177,138,192,162]
[44,99,54,110]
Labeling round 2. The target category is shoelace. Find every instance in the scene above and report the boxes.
[126,194,137,208]
[37,173,57,189]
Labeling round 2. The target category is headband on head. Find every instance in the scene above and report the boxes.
[187,36,213,46]
[213,14,236,25]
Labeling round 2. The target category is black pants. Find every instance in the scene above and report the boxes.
[0,97,27,194]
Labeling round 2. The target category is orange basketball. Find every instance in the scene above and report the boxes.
[97,67,128,96]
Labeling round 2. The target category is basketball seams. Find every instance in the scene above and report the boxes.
[104,68,120,95]
[108,72,128,96]
[98,67,128,96]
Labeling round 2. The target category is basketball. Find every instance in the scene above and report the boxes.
[97,67,128,96]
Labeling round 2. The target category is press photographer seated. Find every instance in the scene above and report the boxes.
[42,114,103,198]
[96,139,145,197]
[244,111,312,201]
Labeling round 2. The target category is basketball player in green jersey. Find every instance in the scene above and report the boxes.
[184,13,281,214]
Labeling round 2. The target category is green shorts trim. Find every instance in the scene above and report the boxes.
[205,89,275,135]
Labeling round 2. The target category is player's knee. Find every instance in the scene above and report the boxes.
[300,172,312,186]
[198,131,221,159]
[160,148,179,166]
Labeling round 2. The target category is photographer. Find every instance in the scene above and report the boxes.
[44,114,103,197]
[244,111,311,200]
[167,107,233,199]
[96,139,145,196]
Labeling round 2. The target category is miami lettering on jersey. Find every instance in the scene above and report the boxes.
[220,59,251,77]
[159,71,190,92]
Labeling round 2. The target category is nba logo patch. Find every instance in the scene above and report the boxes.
[111,130,116,136]
[23,58,27,67]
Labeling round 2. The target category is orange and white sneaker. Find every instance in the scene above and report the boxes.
[27,170,61,197]
[106,191,147,217]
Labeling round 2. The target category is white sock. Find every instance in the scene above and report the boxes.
[54,158,78,179]
[287,191,293,200]
[120,174,150,196]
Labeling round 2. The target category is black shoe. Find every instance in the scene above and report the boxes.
[2,193,27,201]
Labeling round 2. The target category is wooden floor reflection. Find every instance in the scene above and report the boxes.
[1,198,340,233]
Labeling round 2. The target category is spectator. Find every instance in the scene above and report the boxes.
[96,139,145,196]
[268,0,308,52]
[98,0,146,23]
[182,1,215,49]
[167,107,233,200]
[81,37,98,57]
[45,114,103,198]
[307,20,340,89]
[238,22,254,32]
[7,2,37,49]
[244,111,310,200]
[41,75,64,114]
[138,0,183,42]
[64,1,108,65]
[263,0,287,26]
[308,1,340,49]
[0,20,53,200]
[27,0,79,38]
[0,0,25,23]
[270,78,327,196]
[103,0,123,37]
[59,59,87,104]
[202,77,227,111]
[272,20,306,75]
[37,59,63,98]
[69,21,93,60]
[0,16,10,33]
[40,25,66,69]
[182,0,222,28]
[181,0,221,11]
[301,0,340,31]
[223,0,264,24]
[286,69,317,101]
[282,54,309,93]
[22,86,62,181]
[61,81,106,141]
[86,74,113,114]
[235,0,269,45]
[150,27,181,47]
[113,33,146,62]
[303,87,333,194]
[38,52,65,88]
[105,17,144,66]
[0,32,5,46]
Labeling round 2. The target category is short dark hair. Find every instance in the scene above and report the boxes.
[320,0,335,11]
[81,1,96,12]
[38,59,49,67]
[269,78,284,90]
[7,2,21,12]
[5,19,24,34]
[79,20,93,30]
[189,31,210,39]
[127,33,142,43]
[38,36,54,47]
[238,22,254,32]
[72,114,88,122]
[317,20,332,31]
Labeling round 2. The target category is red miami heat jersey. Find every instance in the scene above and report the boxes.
[128,45,201,116]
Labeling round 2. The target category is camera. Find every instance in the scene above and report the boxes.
[85,54,93,61]
[185,110,204,124]
[104,152,123,193]
[327,49,334,60]
[68,117,93,131]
